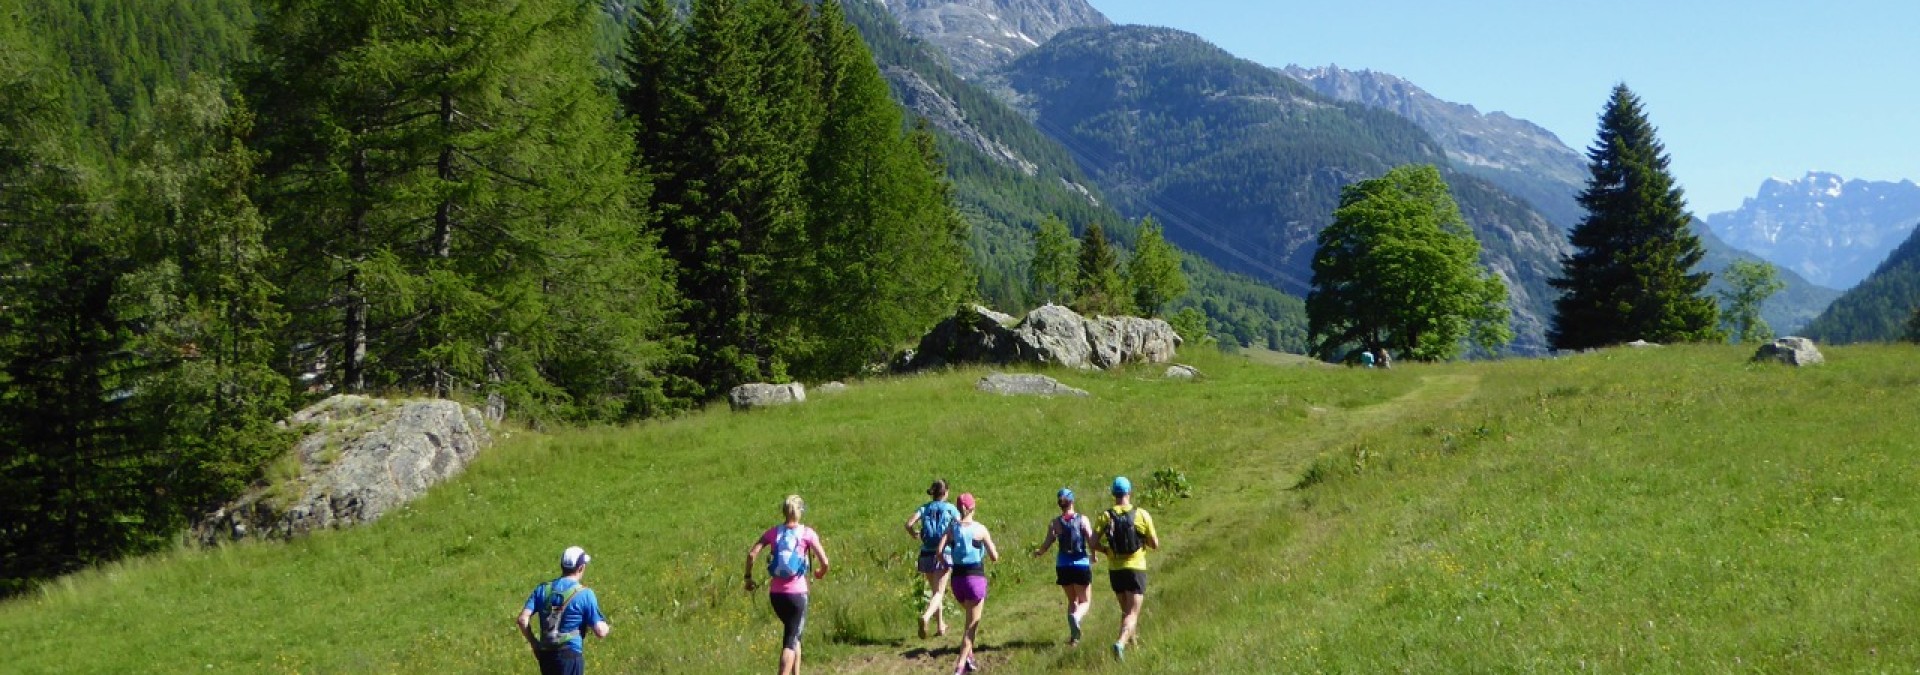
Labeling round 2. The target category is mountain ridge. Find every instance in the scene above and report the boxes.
[1706,171,1920,289]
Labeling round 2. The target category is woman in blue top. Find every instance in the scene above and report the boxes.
[937,493,999,675]
[1032,487,1096,645]
[903,479,960,638]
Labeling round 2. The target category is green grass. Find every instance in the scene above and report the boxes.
[3,345,1919,672]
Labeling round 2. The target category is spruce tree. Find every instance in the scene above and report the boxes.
[0,13,152,592]
[1905,307,1920,344]
[787,0,967,379]
[1073,222,1132,316]
[118,77,290,522]
[1550,84,1720,349]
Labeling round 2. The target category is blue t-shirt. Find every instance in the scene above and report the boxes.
[1053,514,1092,569]
[948,521,986,567]
[918,501,959,553]
[523,578,606,653]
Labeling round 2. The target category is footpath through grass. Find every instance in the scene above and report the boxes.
[3,345,1918,672]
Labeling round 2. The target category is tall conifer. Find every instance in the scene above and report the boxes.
[248,0,675,419]
[1073,222,1132,316]
[0,12,152,591]
[1549,85,1719,349]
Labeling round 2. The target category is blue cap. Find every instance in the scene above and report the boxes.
[1111,476,1132,495]
[1057,487,1075,501]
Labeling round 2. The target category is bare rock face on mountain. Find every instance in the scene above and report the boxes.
[1707,172,1920,290]
[903,304,1180,371]
[193,396,492,545]
[877,0,1109,77]
[884,66,1038,177]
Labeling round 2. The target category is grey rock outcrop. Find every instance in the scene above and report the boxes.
[817,382,849,394]
[977,373,1089,397]
[729,383,808,411]
[194,396,492,545]
[1165,364,1202,380]
[903,304,1181,371]
[1753,336,1825,366]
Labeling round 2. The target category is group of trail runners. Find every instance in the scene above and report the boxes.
[513,477,1158,674]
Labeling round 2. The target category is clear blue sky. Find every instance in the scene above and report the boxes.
[1088,0,1920,215]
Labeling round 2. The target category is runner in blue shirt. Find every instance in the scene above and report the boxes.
[903,479,960,638]
[517,546,611,675]
[1032,487,1097,645]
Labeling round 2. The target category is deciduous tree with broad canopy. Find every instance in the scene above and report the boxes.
[1307,164,1512,361]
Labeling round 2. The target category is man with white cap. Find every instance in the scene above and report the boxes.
[517,546,611,675]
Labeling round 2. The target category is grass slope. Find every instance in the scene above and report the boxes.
[3,346,1918,672]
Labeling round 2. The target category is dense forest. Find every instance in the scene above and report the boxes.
[1803,226,1920,343]
[0,0,1322,594]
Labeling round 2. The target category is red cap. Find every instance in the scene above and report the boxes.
[957,493,976,511]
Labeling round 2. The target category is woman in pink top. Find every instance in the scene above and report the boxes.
[745,495,831,675]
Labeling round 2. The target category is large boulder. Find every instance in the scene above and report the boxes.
[906,304,1181,371]
[728,382,808,411]
[1754,336,1825,366]
[976,373,1090,397]
[194,395,492,545]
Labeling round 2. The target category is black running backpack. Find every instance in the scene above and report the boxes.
[1106,508,1142,556]
[1058,514,1090,557]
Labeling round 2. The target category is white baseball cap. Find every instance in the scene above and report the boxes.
[561,546,591,570]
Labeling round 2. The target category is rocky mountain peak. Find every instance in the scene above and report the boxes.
[1710,172,1920,289]
[874,0,1109,77]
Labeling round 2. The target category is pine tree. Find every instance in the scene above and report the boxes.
[1073,222,1132,316]
[117,77,290,522]
[1905,307,1920,344]
[1126,216,1188,316]
[786,0,968,379]
[248,0,676,419]
[0,12,153,592]
[1550,85,1721,349]
[1030,216,1078,305]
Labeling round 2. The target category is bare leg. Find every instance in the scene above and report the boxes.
[955,600,985,673]
[1071,583,1092,623]
[778,646,797,675]
[921,569,952,635]
[1117,591,1144,646]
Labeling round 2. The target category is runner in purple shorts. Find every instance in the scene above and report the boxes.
[904,479,960,638]
[937,493,999,674]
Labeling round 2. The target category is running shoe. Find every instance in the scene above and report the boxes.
[1112,642,1125,661]
[1068,615,1082,645]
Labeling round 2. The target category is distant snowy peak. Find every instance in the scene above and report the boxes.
[1711,172,1920,289]
[1754,171,1917,205]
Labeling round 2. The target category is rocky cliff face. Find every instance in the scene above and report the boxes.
[1706,172,1920,289]
[875,0,1109,77]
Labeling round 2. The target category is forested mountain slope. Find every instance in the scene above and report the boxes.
[1803,225,1920,343]
[1002,25,1569,352]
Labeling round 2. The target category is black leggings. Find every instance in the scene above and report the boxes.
[770,592,809,650]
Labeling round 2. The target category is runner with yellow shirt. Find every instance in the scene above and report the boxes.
[1093,476,1159,661]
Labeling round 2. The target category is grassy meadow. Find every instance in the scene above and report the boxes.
[2,344,1918,672]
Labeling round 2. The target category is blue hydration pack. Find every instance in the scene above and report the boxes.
[768,527,810,579]
[919,501,955,553]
